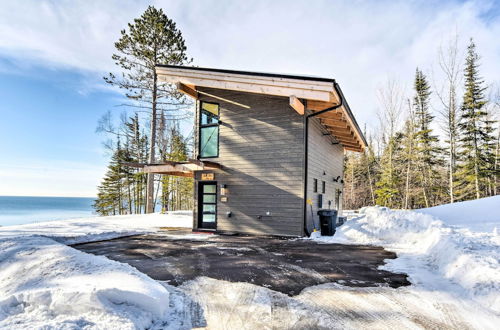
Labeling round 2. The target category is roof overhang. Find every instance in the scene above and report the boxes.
[156,65,367,152]
[124,159,221,177]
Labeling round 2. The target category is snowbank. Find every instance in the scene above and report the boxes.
[417,195,500,232]
[0,211,192,245]
[311,203,500,313]
[0,212,195,328]
[0,236,172,329]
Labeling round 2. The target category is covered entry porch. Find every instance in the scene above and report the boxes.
[126,159,221,231]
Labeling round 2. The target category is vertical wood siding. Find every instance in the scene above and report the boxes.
[305,116,345,232]
[194,88,305,236]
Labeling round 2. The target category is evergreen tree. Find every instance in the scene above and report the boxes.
[399,100,418,209]
[105,6,191,213]
[412,68,443,207]
[456,39,492,200]
[375,134,403,207]
[94,141,134,216]
[159,125,193,212]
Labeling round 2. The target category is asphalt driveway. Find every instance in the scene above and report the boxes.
[73,229,410,296]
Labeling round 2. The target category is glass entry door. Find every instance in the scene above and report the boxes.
[198,182,217,229]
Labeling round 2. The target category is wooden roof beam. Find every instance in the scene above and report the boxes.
[339,106,366,150]
[150,171,194,177]
[331,129,355,140]
[337,140,362,149]
[289,95,305,115]
[176,82,198,99]
[158,69,337,102]
[334,137,361,148]
[321,120,349,130]
[344,146,363,152]
[307,100,339,111]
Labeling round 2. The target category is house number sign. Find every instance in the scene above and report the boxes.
[201,173,215,180]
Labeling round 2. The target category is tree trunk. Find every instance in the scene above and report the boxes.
[494,125,499,195]
[146,72,158,213]
[404,160,411,209]
[473,127,480,200]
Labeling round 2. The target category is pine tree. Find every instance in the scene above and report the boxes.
[375,134,403,207]
[412,68,443,207]
[159,125,193,212]
[456,39,491,200]
[399,99,418,209]
[105,6,191,213]
[94,141,134,215]
[123,113,149,214]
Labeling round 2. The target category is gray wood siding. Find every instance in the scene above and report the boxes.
[306,116,344,232]
[194,88,305,236]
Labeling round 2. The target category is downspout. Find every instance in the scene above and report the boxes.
[303,82,344,237]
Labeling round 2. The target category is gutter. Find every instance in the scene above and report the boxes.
[302,82,344,237]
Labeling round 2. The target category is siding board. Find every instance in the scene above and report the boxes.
[192,88,346,237]
[306,116,344,232]
[194,88,305,236]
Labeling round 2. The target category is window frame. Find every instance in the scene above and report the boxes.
[198,101,220,158]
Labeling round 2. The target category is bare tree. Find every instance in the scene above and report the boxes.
[488,86,500,195]
[435,33,461,203]
[375,78,405,207]
[377,79,405,142]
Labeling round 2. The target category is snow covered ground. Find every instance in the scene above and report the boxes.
[0,211,192,244]
[417,194,500,232]
[0,212,194,328]
[1,198,499,329]
[311,195,500,319]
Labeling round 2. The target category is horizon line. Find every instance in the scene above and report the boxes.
[0,195,97,199]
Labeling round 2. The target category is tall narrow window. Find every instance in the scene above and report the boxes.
[199,102,219,158]
[313,179,318,193]
[322,181,326,194]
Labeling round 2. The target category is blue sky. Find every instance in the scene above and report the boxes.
[0,0,499,197]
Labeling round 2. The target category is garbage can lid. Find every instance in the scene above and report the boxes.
[317,209,337,216]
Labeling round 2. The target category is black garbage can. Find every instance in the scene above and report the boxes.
[317,209,337,236]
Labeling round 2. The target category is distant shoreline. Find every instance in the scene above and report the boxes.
[0,196,96,226]
[0,195,96,199]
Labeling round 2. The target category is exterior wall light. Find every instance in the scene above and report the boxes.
[220,184,228,196]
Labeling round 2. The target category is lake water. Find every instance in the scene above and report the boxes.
[0,196,95,226]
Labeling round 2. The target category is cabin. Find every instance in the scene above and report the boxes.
[142,65,367,237]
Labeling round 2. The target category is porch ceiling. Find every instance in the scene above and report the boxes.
[124,159,221,177]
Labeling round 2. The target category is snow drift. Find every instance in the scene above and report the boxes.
[417,194,500,232]
[0,212,194,328]
[312,199,500,314]
[0,211,192,244]
[0,236,172,329]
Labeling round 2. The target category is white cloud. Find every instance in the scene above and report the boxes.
[0,0,499,197]
[1,0,499,128]
[0,1,147,73]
